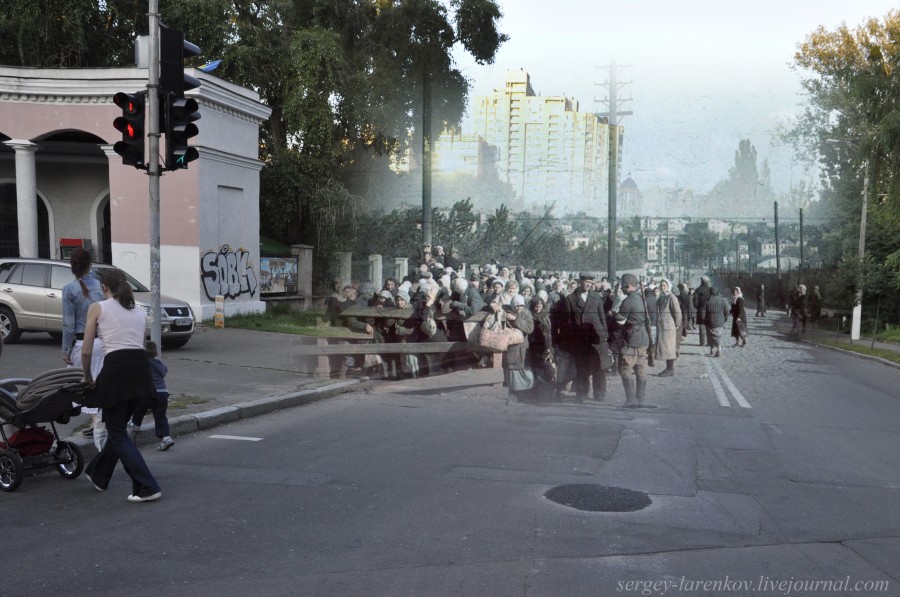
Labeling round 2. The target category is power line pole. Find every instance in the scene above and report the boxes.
[774,201,781,281]
[799,207,804,285]
[595,61,633,281]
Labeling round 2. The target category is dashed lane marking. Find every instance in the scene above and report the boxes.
[704,358,731,407]
[710,359,752,408]
[209,435,264,441]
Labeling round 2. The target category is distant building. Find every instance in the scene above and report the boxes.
[472,69,621,216]
[618,175,642,218]
[432,130,496,178]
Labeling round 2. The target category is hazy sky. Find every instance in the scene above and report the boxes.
[453,0,897,195]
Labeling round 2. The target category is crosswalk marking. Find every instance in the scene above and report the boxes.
[209,435,264,441]
[704,359,731,407]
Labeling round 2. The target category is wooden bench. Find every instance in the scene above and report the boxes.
[303,309,503,380]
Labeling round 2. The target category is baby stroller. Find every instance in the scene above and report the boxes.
[0,368,87,492]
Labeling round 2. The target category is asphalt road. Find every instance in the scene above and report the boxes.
[2,317,899,596]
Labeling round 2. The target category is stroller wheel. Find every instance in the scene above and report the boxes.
[55,441,84,479]
[0,449,24,492]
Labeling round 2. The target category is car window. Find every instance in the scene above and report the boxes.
[0,262,18,284]
[20,264,48,287]
[92,266,150,293]
[50,265,75,290]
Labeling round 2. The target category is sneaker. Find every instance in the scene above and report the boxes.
[157,437,175,451]
[126,492,162,503]
[126,421,138,441]
[82,428,94,437]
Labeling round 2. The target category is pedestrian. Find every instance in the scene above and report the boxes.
[731,287,748,347]
[694,276,712,347]
[755,284,767,317]
[128,341,175,451]
[82,268,162,502]
[686,287,696,329]
[791,284,809,333]
[496,294,535,399]
[615,273,650,407]
[705,287,730,357]
[655,279,682,377]
[559,273,610,402]
[61,248,106,450]
[528,297,553,384]
[808,285,822,324]
[676,283,691,339]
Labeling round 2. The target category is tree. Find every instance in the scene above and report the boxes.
[791,10,900,297]
[706,139,773,219]
[681,222,718,270]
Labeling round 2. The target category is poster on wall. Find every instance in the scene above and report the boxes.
[260,257,298,295]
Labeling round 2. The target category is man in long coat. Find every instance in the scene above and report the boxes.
[693,276,712,346]
[559,273,609,402]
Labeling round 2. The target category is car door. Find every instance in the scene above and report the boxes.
[5,263,50,331]
[47,265,76,332]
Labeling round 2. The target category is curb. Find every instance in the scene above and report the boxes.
[802,338,900,371]
[68,378,365,459]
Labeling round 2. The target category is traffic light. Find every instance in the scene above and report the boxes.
[163,92,200,170]
[160,24,201,98]
[112,91,146,168]
[160,24,202,170]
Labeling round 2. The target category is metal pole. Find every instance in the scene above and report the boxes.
[421,71,432,247]
[607,126,618,281]
[774,201,780,281]
[148,0,162,349]
[799,207,804,284]
[851,160,869,341]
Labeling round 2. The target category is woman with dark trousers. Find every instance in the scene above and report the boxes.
[82,268,162,502]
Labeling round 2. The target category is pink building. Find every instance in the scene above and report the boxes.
[0,66,271,319]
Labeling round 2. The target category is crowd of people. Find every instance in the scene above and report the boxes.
[325,244,759,407]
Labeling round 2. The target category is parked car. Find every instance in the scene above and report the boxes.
[0,257,195,348]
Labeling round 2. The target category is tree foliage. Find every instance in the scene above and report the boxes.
[791,10,900,292]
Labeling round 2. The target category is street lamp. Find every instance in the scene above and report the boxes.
[826,138,869,341]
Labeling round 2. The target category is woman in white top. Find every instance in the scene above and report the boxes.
[81,268,162,503]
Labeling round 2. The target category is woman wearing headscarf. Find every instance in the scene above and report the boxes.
[655,279,683,377]
[731,287,747,347]
[528,297,553,382]
[499,279,519,306]
[492,294,534,398]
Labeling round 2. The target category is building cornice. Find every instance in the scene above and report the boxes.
[0,66,271,124]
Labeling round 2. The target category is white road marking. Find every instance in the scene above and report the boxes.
[209,435,264,441]
[710,359,752,408]
[704,359,731,407]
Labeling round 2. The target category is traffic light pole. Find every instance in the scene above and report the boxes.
[148,0,162,349]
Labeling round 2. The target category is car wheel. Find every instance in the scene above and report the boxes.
[162,337,190,349]
[0,307,21,344]
[48,331,63,341]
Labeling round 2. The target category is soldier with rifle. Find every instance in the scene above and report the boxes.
[614,273,652,408]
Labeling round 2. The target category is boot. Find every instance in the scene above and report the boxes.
[658,360,674,377]
[636,377,647,404]
[592,372,607,401]
[622,378,638,408]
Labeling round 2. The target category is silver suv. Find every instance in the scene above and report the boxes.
[0,258,195,348]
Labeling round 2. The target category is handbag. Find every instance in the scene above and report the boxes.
[476,314,524,351]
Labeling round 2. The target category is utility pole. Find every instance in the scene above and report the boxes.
[421,71,432,247]
[665,218,670,279]
[148,0,162,348]
[595,61,633,281]
[799,207,804,285]
[774,201,781,281]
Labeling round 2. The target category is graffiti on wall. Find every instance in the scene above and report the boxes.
[201,245,259,300]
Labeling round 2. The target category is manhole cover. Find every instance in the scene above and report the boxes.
[545,484,651,512]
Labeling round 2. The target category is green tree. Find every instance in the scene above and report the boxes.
[791,10,900,294]
[681,222,718,270]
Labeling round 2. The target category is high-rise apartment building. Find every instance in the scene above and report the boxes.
[472,69,622,216]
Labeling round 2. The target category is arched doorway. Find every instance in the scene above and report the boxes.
[0,183,50,258]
